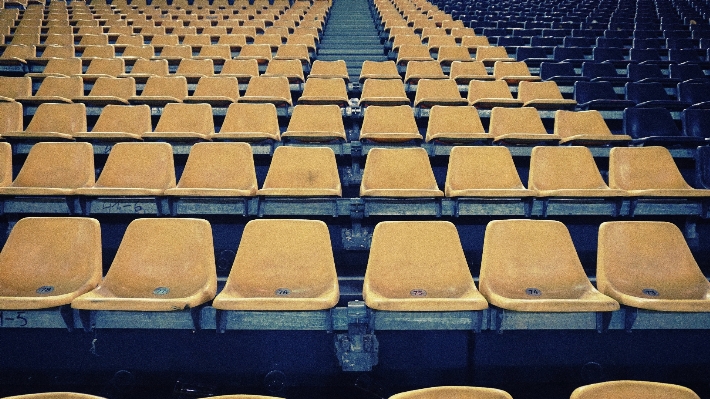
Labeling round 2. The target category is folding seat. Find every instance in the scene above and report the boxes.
[15,76,84,107]
[0,142,94,196]
[78,33,109,48]
[396,44,434,66]
[73,76,136,106]
[298,77,348,107]
[80,58,126,82]
[359,60,401,82]
[0,76,31,102]
[239,76,292,107]
[554,110,631,145]
[539,61,588,86]
[625,82,690,110]
[26,57,82,79]
[219,58,259,83]
[489,106,560,144]
[72,104,150,142]
[390,386,512,399]
[80,44,116,60]
[667,38,699,50]
[360,147,443,198]
[235,44,272,65]
[413,79,467,109]
[359,105,422,142]
[479,219,619,313]
[226,27,257,42]
[515,46,550,68]
[281,104,346,142]
[425,105,490,143]
[71,218,217,312]
[596,222,710,315]
[581,61,630,85]
[517,81,577,109]
[0,217,101,310]
[120,58,169,84]
[308,60,348,82]
[257,146,340,197]
[609,146,710,197]
[670,63,709,83]
[571,381,701,399]
[359,78,409,107]
[623,107,704,146]
[262,58,305,83]
[633,38,667,50]
[468,80,522,108]
[574,81,636,111]
[449,60,492,84]
[460,35,491,53]
[114,34,144,48]
[143,103,214,141]
[174,58,214,83]
[403,59,446,83]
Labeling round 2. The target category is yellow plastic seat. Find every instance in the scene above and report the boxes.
[79,58,127,83]
[445,146,535,198]
[164,142,257,197]
[479,219,620,312]
[220,58,260,83]
[73,76,136,106]
[81,44,116,60]
[143,103,214,141]
[184,76,240,106]
[529,146,626,197]
[404,59,447,84]
[609,146,710,197]
[437,45,472,66]
[570,381,701,399]
[426,34,457,51]
[120,58,169,85]
[392,34,422,52]
[450,60,494,84]
[129,75,187,105]
[216,34,248,52]
[414,78,467,108]
[0,142,95,196]
[554,110,632,145]
[181,34,210,48]
[0,217,102,310]
[239,76,293,107]
[389,386,512,399]
[114,34,145,48]
[74,104,151,141]
[215,102,280,141]
[359,105,422,142]
[597,222,710,312]
[363,221,487,311]
[195,44,233,62]
[4,103,86,141]
[26,57,82,79]
[212,219,338,310]
[174,58,215,83]
[396,44,434,66]
[28,44,76,62]
[0,44,35,66]
[359,60,401,82]
[0,76,31,102]
[258,146,341,197]
[4,392,108,399]
[235,43,272,64]
[517,81,577,110]
[75,142,175,196]
[121,44,156,60]
[273,43,310,66]
[493,60,541,84]
[71,218,217,311]
[153,44,192,61]
[361,148,443,197]
[253,33,283,51]
[467,80,522,108]
[262,58,305,84]
[282,104,346,142]
[489,107,561,144]
[16,76,84,106]
[425,105,490,143]
[150,34,179,47]
[476,46,514,66]
[298,77,349,106]
[0,102,23,135]
[359,78,410,106]
[308,59,349,82]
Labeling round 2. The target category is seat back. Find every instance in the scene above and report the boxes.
[34,76,84,98]
[176,142,257,192]
[489,107,547,136]
[0,101,23,134]
[88,76,136,99]
[155,103,214,134]
[13,142,95,188]
[623,107,680,138]
[25,103,87,134]
[529,146,610,190]
[91,104,152,135]
[259,146,341,196]
[609,146,693,190]
[360,147,442,196]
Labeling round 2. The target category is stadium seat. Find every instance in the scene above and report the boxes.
[396,44,434,66]
[79,58,127,83]
[219,59,260,83]
[609,146,710,196]
[479,219,619,312]
[414,78,467,108]
[258,146,341,197]
[308,60,349,82]
[16,76,84,106]
[239,76,293,107]
[3,102,86,140]
[597,222,710,312]
[74,104,151,141]
[282,104,346,141]
[360,78,410,106]
[74,76,136,106]
[26,57,82,79]
[184,76,240,107]
[437,45,473,65]
[141,103,214,141]
[460,35,491,53]
[235,44,273,64]
[359,105,422,142]
[298,77,349,106]
[425,105,491,143]
[215,102,280,142]
[389,386,513,399]
[359,60,402,82]
[625,82,690,110]
[574,81,636,111]
[363,221,487,311]
[129,75,187,106]
[164,142,257,197]
[517,81,577,109]
[468,80,522,108]
[677,81,710,107]
[493,60,541,83]
[0,142,94,196]
[404,59,447,83]
[488,106,560,144]
[0,217,102,310]
[476,46,514,66]
[0,76,31,102]
[71,218,217,311]
[623,107,704,146]
[0,102,23,135]
[195,45,233,63]
[212,219,339,310]
[174,59,215,83]
[360,147,443,197]
[681,108,710,139]
[539,61,588,86]
[263,58,306,84]
[554,110,631,145]
[571,381,701,399]
[449,60,494,83]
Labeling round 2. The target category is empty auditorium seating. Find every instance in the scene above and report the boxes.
[72,218,217,311]
[571,381,701,399]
